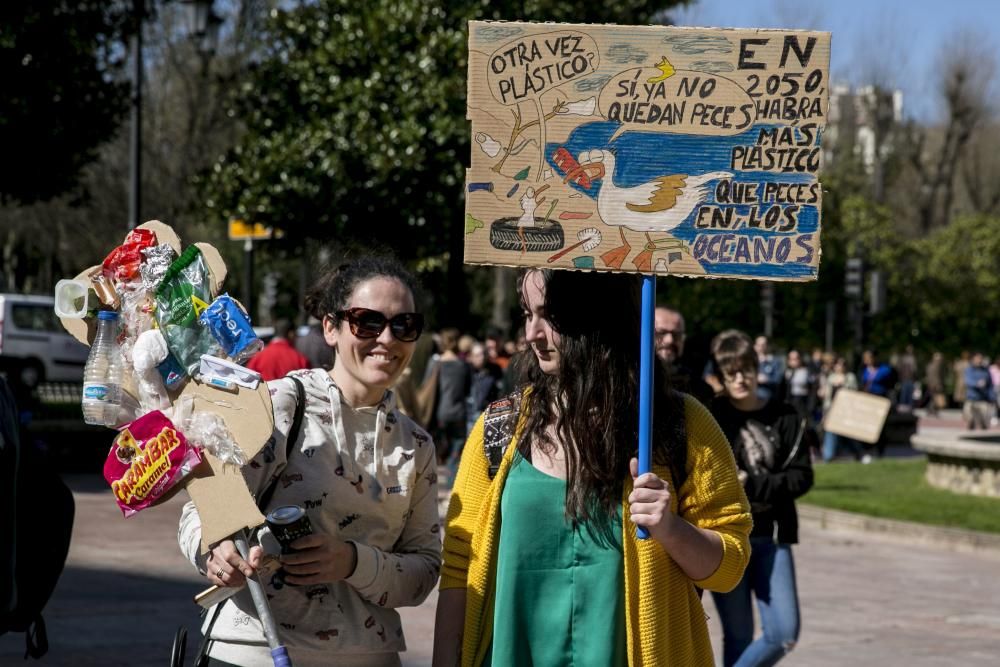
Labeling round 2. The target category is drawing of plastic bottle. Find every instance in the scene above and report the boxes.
[558,96,597,116]
[518,188,538,227]
[475,132,502,158]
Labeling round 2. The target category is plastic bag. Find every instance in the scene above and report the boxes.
[133,329,172,413]
[153,247,220,374]
[171,395,246,466]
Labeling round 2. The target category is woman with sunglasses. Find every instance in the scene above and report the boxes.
[432,268,751,667]
[179,256,441,667]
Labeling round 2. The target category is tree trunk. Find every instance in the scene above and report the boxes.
[2,229,17,291]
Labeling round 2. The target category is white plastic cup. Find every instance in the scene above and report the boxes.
[54,279,90,319]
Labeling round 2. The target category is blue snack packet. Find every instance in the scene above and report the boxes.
[199,294,263,362]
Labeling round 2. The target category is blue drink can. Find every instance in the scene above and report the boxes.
[199,294,263,362]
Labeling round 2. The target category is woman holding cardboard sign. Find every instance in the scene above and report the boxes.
[432,268,751,666]
[179,257,441,667]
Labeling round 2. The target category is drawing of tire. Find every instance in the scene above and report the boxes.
[490,218,565,252]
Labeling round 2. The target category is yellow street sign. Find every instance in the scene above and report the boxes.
[228,219,274,241]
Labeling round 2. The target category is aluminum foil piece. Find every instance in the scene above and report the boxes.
[140,243,178,291]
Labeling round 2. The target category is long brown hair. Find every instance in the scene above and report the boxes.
[515,269,683,526]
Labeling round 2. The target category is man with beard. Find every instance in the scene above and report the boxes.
[655,305,714,405]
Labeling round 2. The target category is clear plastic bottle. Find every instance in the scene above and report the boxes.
[82,310,124,426]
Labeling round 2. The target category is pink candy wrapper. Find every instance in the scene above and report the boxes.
[103,410,202,517]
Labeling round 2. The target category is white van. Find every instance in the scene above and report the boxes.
[0,293,90,387]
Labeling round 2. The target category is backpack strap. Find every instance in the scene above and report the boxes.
[256,376,306,511]
[482,393,521,480]
[23,614,47,659]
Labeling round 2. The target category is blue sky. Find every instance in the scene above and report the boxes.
[673,0,1000,121]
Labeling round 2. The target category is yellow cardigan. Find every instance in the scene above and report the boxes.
[440,394,752,667]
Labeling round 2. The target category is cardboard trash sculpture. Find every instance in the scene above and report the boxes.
[465,21,830,280]
[57,220,274,551]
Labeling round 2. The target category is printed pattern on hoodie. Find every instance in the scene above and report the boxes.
[178,369,441,666]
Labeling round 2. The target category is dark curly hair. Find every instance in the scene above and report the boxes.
[514,269,684,527]
[304,255,421,323]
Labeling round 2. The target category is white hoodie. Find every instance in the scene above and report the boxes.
[178,369,441,666]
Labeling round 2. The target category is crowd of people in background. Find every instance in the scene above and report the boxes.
[697,336,1000,464]
[252,309,998,473]
[245,318,526,466]
[627,307,996,466]
[414,327,521,480]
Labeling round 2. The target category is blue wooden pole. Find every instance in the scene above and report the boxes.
[637,274,655,540]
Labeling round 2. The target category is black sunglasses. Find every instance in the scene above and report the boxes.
[334,307,424,342]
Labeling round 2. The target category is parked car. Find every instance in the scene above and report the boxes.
[253,326,275,344]
[0,293,89,387]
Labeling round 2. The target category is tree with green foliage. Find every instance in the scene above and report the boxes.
[0,1,268,294]
[202,0,689,325]
[893,213,1000,356]
[0,1,131,205]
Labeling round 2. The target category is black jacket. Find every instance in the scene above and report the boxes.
[711,398,814,543]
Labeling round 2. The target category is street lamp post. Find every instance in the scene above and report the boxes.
[180,0,224,59]
[244,238,254,316]
[128,0,144,231]
[128,0,221,232]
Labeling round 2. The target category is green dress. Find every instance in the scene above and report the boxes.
[488,452,627,666]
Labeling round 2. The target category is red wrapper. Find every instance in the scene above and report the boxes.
[103,410,201,517]
[102,228,158,284]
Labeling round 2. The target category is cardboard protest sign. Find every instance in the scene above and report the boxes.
[465,21,830,280]
[823,388,891,444]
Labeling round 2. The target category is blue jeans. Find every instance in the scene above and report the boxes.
[899,381,915,406]
[712,539,800,667]
[822,430,863,461]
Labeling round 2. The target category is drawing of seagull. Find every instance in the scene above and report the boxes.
[581,148,731,271]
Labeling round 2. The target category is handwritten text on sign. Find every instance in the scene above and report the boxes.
[465,22,830,281]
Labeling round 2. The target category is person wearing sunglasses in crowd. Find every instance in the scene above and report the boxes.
[432,268,751,667]
[708,330,814,667]
[179,256,442,667]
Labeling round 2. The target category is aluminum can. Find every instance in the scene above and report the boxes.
[265,505,314,554]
